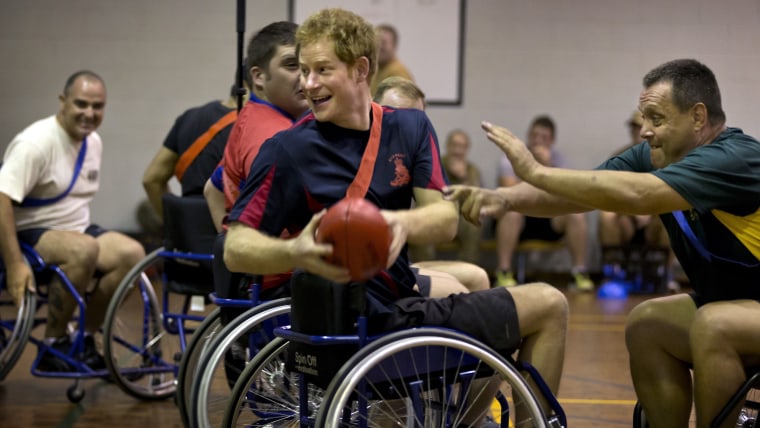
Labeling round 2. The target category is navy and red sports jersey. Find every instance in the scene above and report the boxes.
[228,106,448,309]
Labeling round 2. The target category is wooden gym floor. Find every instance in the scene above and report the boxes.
[0,287,679,428]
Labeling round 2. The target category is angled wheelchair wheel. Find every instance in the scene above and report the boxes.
[102,248,188,400]
[189,298,291,428]
[0,284,36,381]
[223,337,325,427]
[316,328,549,428]
[711,371,760,428]
[632,401,648,428]
[176,307,223,428]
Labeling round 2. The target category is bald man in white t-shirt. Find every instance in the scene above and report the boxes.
[0,71,145,372]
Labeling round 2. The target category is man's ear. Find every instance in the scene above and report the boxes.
[692,102,707,131]
[251,66,265,90]
[354,57,370,83]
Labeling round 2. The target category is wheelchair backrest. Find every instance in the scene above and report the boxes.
[161,193,217,255]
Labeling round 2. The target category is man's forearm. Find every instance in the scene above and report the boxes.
[401,200,458,245]
[224,223,297,274]
[503,182,592,217]
[526,167,689,215]
[143,181,168,219]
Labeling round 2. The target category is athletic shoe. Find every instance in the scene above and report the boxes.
[37,336,75,372]
[495,270,517,287]
[572,272,594,291]
[82,335,107,370]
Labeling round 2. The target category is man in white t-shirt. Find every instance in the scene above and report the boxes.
[0,71,145,372]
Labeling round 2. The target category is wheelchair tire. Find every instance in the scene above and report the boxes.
[102,248,181,400]
[316,328,549,428]
[633,401,648,428]
[189,298,291,428]
[222,337,326,427]
[0,285,36,381]
[176,307,223,428]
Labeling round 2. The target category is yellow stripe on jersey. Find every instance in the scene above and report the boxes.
[712,208,760,261]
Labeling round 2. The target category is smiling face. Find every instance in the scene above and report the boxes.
[299,38,369,128]
[57,76,106,142]
[254,44,308,119]
[639,81,700,169]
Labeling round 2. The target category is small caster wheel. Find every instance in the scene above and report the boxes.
[67,384,85,403]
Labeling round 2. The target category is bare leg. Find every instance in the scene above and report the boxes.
[34,231,99,338]
[412,260,490,292]
[552,213,588,270]
[509,283,569,413]
[598,211,635,246]
[456,215,482,264]
[496,212,524,272]
[88,231,145,332]
[691,300,760,428]
[625,294,696,428]
[413,266,468,297]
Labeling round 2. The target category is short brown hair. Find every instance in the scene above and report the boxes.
[296,8,377,84]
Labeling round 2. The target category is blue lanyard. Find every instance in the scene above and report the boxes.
[673,210,760,267]
[20,137,88,207]
[249,93,296,123]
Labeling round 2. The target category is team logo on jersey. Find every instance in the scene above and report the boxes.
[389,154,410,187]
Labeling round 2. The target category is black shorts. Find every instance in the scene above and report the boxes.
[17,224,108,247]
[520,216,563,242]
[379,287,521,357]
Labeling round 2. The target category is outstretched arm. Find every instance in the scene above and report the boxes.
[444,182,591,226]
[482,121,690,215]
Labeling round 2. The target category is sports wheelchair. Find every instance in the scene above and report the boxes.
[0,194,227,402]
[633,369,760,427]
[100,193,224,400]
[177,230,292,428]
[0,241,108,403]
[185,295,291,428]
[222,273,567,427]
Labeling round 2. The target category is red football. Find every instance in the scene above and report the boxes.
[315,198,391,281]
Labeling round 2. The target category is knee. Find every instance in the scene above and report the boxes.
[534,283,569,324]
[597,211,617,228]
[66,236,100,268]
[625,300,661,351]
[467,266,490,292]
[690,307,730,355]
[112,237,146,268]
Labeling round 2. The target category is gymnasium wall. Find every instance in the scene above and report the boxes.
[1,0,759,232]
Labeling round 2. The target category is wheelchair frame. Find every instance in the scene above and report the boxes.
[223,307,567,427]
[186,297,292,428]
[0,242,111,402]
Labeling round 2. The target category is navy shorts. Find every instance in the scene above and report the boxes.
[379,287,521,357]
[17,224,108,247]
